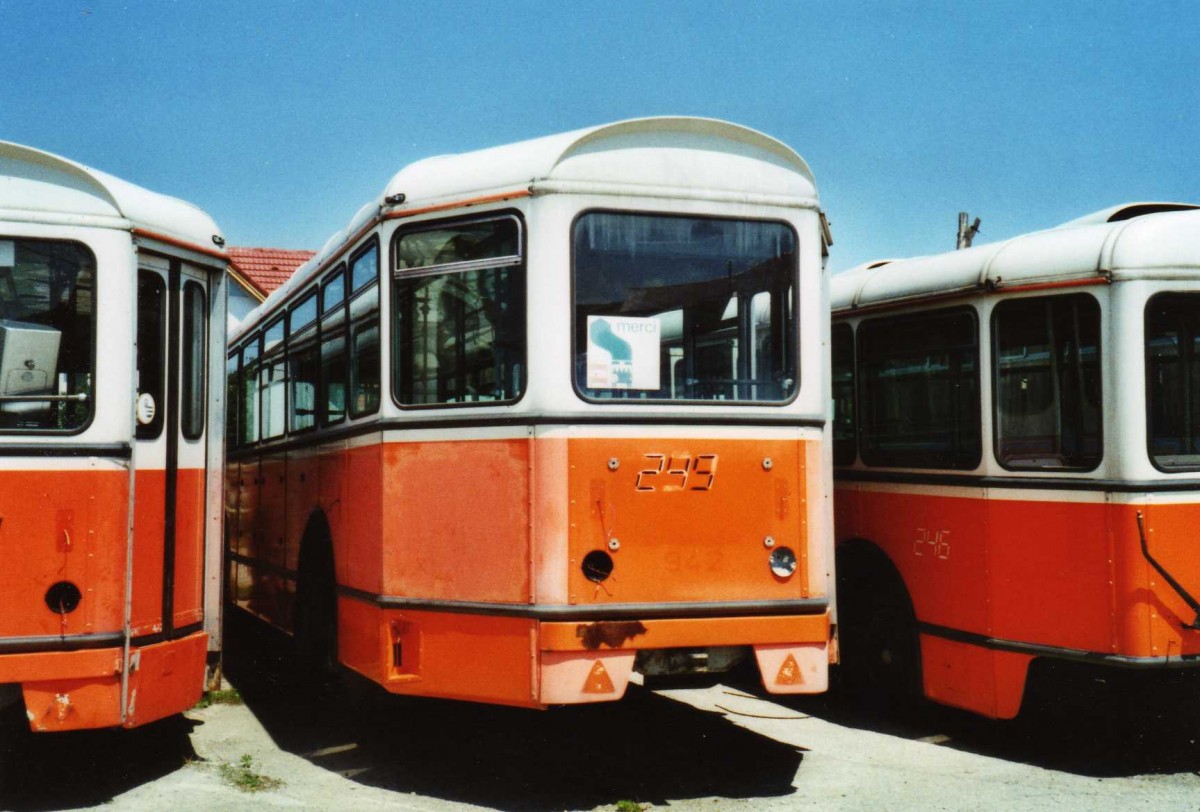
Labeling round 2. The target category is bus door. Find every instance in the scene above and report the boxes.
[127,258,210,721]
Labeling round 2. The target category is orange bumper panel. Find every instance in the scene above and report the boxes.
[0,647,123,684]
[123,632,208,729]
[16,632,207,732]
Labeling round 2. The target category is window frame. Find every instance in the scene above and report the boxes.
[347,238,381,419]
[388,210,528,411]
[181,279,208,441]
[569,208,801,407]
[287,288,320,436]
[990,292,1103,473]
[239,332,262,446]
[135,270,167,441]
[832,321,857,466]
[319,265,349,427]
[258,313,288,440]
[856,306,982,470]
[225,347,241,449]
[1145,291,1200,473]
[0,237,99,436]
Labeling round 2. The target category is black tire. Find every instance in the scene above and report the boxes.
[294,516,339,688]
[836,543,921,711]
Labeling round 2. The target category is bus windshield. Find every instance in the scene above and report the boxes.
[573,212,796,403]
[1147,293,1200,470]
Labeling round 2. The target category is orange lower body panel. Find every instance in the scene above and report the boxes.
[231,431,831,708]
[837,483,1200,719]
[124,632,208,728]
[919,635,1033,719]
[14,632,207,732]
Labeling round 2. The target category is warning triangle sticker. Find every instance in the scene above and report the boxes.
[775,653,803,686]
[582,660,615,693]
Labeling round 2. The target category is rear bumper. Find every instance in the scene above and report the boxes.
[347,595,831,708]
[540,609,829,651]
[538,610,831,703]
[0,631,207,732]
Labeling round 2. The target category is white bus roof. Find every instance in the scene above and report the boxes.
[236,117,818,343]
[833,203,1200,313]
[381,116,816,207]
[0,140,225,252]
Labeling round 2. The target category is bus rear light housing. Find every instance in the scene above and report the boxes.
[582,550,614,583]
[45,581,82,614]
[769,547,797,578]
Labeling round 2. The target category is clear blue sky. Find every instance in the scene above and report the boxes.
[2,1,1196,271]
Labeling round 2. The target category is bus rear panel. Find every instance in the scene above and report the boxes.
[226,118,834,707]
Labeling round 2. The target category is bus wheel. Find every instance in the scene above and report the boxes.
[295,523,338,689]
[836,546,921,710]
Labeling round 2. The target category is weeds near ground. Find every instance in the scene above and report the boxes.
[615,802,646,812]
[193,688,243,709]
[218,754,283,793]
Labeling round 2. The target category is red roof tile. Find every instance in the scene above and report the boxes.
[228,247,315,296]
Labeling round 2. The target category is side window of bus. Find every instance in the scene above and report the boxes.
[181,281,207,440]
[858,308,980,469]
[260,316,286,439]
[136,271,166,440]
[288,290,318,433]
[1146,293,1200,470]
[993,294,1101,470]
[832,322,856,466]
[320,267,347,425]
[392,215,526,406]
[0,239,95,432]
[348,243,380,417]
[240,335,261,445]
[226,349,241,448]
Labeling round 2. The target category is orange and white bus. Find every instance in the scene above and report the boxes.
[225,117,835,707]
[832,202,1200,718]
[0,142,227,731]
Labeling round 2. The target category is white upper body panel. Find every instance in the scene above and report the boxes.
[382,117,816,206]
[237,117,817,342]
[0,141,224,250]
[834,203,1200,313]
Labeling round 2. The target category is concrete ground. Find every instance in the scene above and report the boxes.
[3,614,1200,811]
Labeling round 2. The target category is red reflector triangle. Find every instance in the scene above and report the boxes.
[582,660,615,694]
[776,653,803,686]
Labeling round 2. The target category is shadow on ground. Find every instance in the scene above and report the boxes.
[778,659,1200,778]
[223,612,803,810]
[0,705,197,811]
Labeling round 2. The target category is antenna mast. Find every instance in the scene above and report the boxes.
[957,212,981,249]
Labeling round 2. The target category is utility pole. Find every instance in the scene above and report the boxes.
[957,212,981,249]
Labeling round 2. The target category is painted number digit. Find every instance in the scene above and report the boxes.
[934,531,951,560]
[914,527,951,560]
[634,452,719,492]
[635,454,665,491]
[690,454,717,490]
[663,455,691,491]
[913,528,929,557]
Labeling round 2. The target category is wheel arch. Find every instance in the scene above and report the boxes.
[297,509,335,578]
[836,536,910,595]
[834,535,924,702]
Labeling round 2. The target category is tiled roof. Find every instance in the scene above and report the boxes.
[227,247,315,296]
